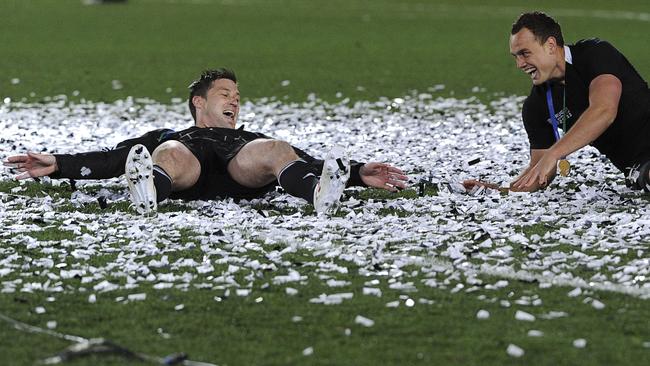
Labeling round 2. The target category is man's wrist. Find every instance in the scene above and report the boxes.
[547,145,564,160]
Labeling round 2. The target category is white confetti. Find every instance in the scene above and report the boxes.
[515,310,535,322]
[127,293,147,301]
[527,330,544,337]
[506,344,524,358]
[302,346,313,356]
[236,289,251,297]
[573,338,587,348]
[476,309,490,319]
[567,287,582,297]
[591,299,605,310]
[309,293,353,305]
[362,287,382,297]
[111,80,123,90]
[354,315,375,327]
[1,93,650,309]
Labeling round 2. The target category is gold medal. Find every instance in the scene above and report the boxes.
[558,159,571,177]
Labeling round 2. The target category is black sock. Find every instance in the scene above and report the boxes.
[153,165,173,203]
[277,160,319,204]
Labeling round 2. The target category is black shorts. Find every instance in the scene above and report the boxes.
[167,127,277,200]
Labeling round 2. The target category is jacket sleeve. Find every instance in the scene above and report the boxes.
[50,129,174,180]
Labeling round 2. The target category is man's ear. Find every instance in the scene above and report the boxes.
[192,95,205,110]
[545,36,558,53]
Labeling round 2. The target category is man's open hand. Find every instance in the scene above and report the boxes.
[510,152,558,191]
[3,152,58,180]
[360,163,408,192]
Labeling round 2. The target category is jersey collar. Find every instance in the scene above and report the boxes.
[564,45,573,64]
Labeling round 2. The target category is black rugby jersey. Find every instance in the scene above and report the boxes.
[522,39,650,172]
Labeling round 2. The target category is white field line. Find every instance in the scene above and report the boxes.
[145,0,650,23]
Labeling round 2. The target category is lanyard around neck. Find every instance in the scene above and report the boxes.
[545,83,565,141]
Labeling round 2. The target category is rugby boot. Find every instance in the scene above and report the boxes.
[313,145,350,214]
[125,144,157,215]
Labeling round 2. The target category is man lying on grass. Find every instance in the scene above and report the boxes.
[464,12,650,193]
[4,68,408,214]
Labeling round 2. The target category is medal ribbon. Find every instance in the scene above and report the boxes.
[545,83,563,141]
[545,83,571,176]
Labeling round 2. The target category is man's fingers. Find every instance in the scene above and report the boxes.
[15,171,32,180]
[390,174,409,182]
[538,174,548,187]
[391,180,408,189]
[524,173,537,188]
[4,155,28,164]
[3,162,21,168]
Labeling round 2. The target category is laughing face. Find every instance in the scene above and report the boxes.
[509,27,564,86]
[193,78,240,128]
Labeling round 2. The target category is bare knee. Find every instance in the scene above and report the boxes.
[152,141,200,190]
[255,139,299,175]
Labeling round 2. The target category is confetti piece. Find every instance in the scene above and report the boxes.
[573,339,587,348]
[506,344,524,358]
[515,310,535,322]
[355,315,375,327]
[527,330,543,337]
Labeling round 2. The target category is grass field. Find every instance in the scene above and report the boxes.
[2,0,650,103]
[2,1,650,365]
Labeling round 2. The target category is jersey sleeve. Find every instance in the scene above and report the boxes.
[522,96,555,150]
[50,128,174,179]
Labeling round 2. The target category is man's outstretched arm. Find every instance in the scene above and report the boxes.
[512,74,622,190]
[3,128,173,180]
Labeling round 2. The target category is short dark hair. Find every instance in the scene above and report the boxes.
[511,12,564,47]
[188,68,237,121]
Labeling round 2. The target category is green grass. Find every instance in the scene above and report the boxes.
[2,269,650,365]
[2,181,650,365]
[1,0,649,103]
[2,1,650,365]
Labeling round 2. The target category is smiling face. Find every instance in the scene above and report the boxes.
[509,27,564,85]
[193,78,240,128]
